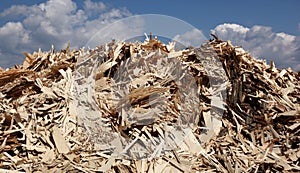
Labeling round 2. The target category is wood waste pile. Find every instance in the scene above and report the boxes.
[0,36,299,172]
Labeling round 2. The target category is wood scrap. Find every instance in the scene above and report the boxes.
[0,37,299,172]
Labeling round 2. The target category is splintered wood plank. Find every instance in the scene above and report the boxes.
[52,126,70,154]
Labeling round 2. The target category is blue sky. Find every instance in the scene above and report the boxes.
[91,0,300,36]
[1,0,299,35]
[0,0,299,70]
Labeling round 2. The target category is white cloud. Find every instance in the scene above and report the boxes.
[0,0,131,68]
[212,23,300,71]
[84,0,106,16]
[0,5,32,18]
[0,22,29,49]
[173,28,206,47]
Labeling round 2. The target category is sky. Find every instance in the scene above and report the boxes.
[0,0,299,70]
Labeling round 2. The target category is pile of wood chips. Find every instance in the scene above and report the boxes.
[0,37,299,172]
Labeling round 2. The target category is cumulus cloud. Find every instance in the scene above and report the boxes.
[84,0,106,15]
[0,0,131,68]
[173,28,206,47]
[212,23,300,71]
[0,5,32,19]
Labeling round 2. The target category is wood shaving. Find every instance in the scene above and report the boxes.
[0,37,299,172]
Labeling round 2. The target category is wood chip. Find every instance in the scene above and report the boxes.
[0,36,299,172]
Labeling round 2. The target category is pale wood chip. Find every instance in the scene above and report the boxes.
[52,126,70,154]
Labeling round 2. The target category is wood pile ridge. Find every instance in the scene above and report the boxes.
[0,37,300,173]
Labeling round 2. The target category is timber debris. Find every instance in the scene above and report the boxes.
[0,37,299,172]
